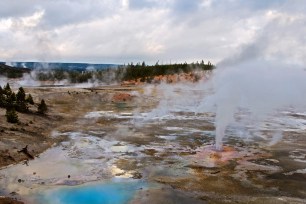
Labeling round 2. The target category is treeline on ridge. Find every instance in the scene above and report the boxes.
[120,60,214,82]
[0,60,215,84]
[35,68,121,84]
[0,63,30,78]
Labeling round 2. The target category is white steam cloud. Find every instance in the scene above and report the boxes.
[141,8,306,150]
[210,60,306,149]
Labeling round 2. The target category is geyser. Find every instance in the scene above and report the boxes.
[140,60,306,150]
[210,60,306,150]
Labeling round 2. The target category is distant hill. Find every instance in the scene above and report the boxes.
[0,63,31,78]
[1,62,118,71]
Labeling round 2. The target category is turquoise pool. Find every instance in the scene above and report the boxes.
[36,179,146,204]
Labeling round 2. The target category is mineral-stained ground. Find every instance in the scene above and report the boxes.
[1,85,306,203]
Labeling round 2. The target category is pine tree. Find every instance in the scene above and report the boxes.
[26,94,34,105]
[16,100,29,112]
[6,92,17,110]
[5,108,19,123]
[16,87,26,102]
[16,87,28,112]
[0,86,5,107]
[37,99,47,114]
[3,83,12,96]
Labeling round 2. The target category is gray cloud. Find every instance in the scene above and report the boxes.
[172,0,200,14]
[0,0,119,29]
[128,0,158,10]
[0,0,305,64]
[0,1,37,18]
[38,0,118,29]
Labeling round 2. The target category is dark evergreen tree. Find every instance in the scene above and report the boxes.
[37,99,47,114]
[16,87,26,102]
[16,87,28,112]
[26,94,34,105]
[0,86,5,107]
[16,101,28,112]
[3,83,12,96]
[5,108,19,123]
[6,92,16,110]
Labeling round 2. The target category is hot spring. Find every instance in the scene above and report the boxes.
[1,78,306,203]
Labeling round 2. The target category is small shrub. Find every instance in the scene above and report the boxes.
[26,94,34,105]
[37,99,48,114]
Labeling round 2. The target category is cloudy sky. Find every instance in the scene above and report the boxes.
[0,0,305,65]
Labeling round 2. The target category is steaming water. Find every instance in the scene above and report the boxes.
[36,179,146,204]
[0,109,216,203]
[0,130,148,203]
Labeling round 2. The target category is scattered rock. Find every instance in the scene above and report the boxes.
[17,145,34,160]
[211,170,221,174]
[132,172,142,179]
[10,192,18,196]
[22,160,29,166]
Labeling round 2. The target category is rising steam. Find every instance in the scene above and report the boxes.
[141,11,306,150]
[209,60,306,149]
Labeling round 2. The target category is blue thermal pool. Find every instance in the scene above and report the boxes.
[35,179,146,204]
